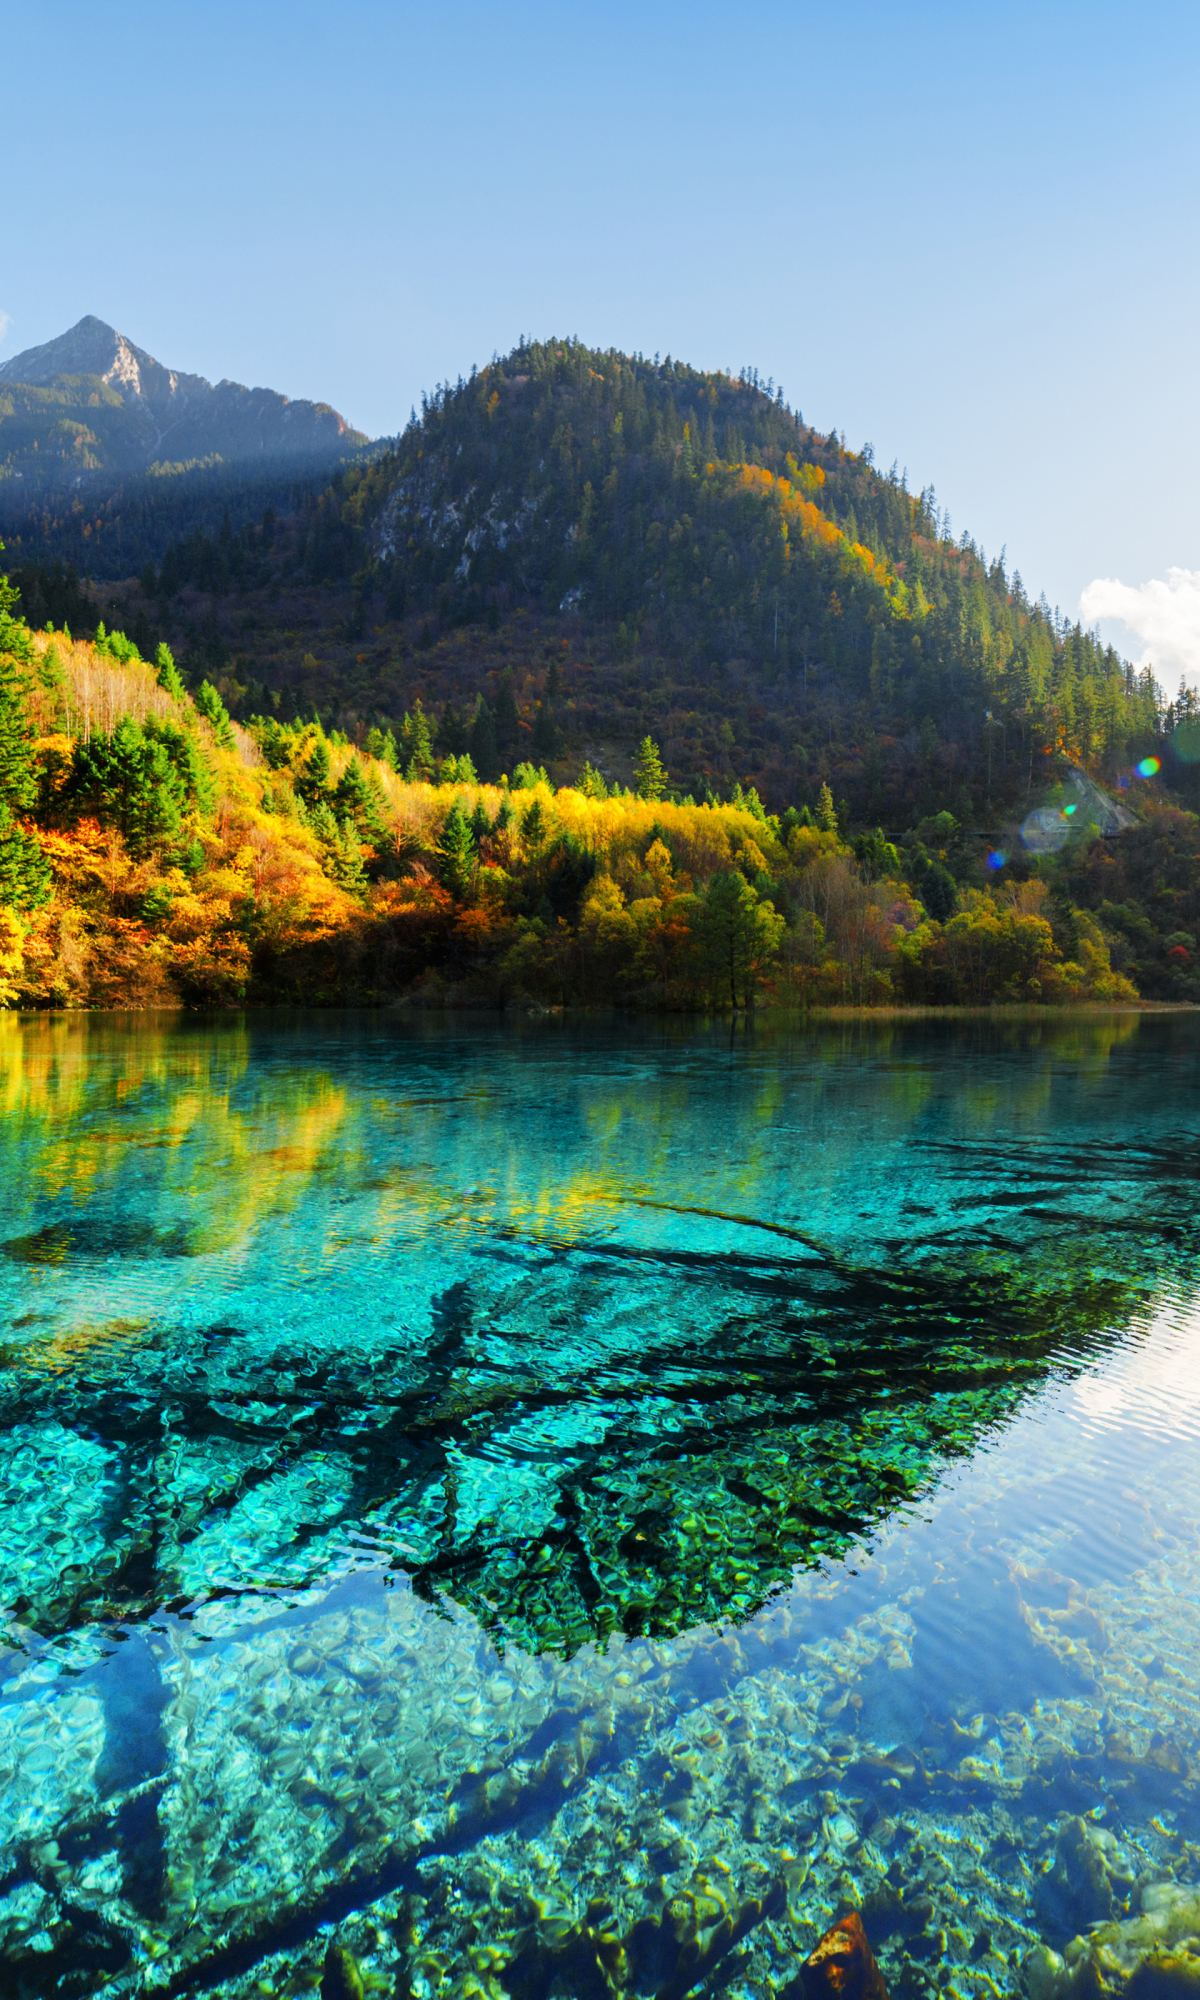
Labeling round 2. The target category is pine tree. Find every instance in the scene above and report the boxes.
[333,753,386,838]
[0,562,37,813]
[633,736,667,800]
[815,781,837,831]
[521,797,546,849]
[468,699,500,782]
[155,643,186,702]
[400,700,434,780]
[328,817,368,895]
[195,679,235,749]
[436,799,475,897]
[493,671,520,753]
[531,701,559,761]
[0,800,51,909]
[299,734,331,801]
[69,717,189,858]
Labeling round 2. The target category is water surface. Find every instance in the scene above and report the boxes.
[2,1011,1200,1997]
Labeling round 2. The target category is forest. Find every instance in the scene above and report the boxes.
[11,337,1198,845]
[3,543,1196,1012]
[1,336,1198,1011]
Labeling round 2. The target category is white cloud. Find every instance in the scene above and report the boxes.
[1080,567,1200,689]
[0,309,10,344]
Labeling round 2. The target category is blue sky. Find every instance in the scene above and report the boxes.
[6,1,1199,673]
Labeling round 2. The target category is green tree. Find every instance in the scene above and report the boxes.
[328,816,368,895]
[70,717,190,857]
[532,700,559,761]
[633,736,667,800]
[0,801,51,909]
[493,670,520,754]
[436,799,475,897]
[0,561,37,813]
[521,796,547,849]
[400,699,434,781]
[815,781,838,832]
[467,700,499,782]
[920,861,958,922]
[298,733,331,802]
[194,679,235,749]
[155,642,186,702]
[333,753,387,839]
[694,871,784,1008]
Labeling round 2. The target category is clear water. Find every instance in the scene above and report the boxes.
[2,1009,1200,1998]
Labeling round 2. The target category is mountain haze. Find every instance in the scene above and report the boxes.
[0,316,370,493]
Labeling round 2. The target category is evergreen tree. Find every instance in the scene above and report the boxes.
[333,753,386,838]
[493,670,520,754]
[299,734,331,802]
[439,699,470,756]
[400,700,434,780]
[69,717,190,857]
[0,563,37,813]
[532,700,559,761]
[328,816,368,895]
[815,781,838,831]
[633,736,668,800]
[920,861,958,922]
[695,871,784,1008]
[521,797,547,848]
[468,699,500,782]
[0,800,51,909]
[155,642,187,702]
[436,799,475,897]
[194,679,235,749]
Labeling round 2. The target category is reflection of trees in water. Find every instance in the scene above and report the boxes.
[0,1011,1193,1655]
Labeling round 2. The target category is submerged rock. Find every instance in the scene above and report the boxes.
[1037,1815,1138,1936]
[1024,1881,1200,1996]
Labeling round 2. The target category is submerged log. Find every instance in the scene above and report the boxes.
[801,1910,890,2000]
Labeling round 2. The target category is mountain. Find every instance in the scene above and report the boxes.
[0,316,370,495]
[8,335,1180,835]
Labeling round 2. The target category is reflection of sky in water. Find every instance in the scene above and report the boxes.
[3,1012,1200,1996]
[1072,1291,1200,1440]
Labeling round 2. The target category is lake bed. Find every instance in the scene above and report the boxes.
[2,1012,1200,1998]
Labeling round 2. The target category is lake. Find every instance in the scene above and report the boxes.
[2,1010,1200,1998]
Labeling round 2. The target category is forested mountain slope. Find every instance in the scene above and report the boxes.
[2,553,1173,1011]
[8,337,1198,851]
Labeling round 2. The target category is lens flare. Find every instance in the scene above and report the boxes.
[1137,757,1161,778]
[1020,807,1070,854]
[985,848,1007,870]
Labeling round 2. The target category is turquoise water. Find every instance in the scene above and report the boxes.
[2,1010,1200,1997]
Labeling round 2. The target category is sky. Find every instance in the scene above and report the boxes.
[5,0,1200,679]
